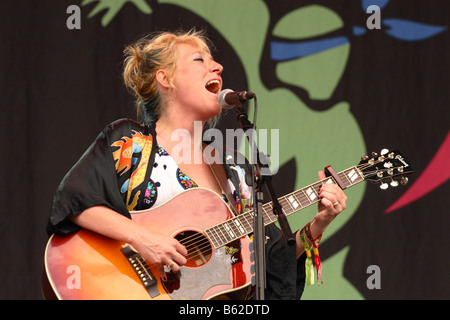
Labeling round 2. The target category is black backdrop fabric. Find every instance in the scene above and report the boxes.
[1,0,449,299]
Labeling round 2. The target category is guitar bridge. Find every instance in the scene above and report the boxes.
[121,245,160,298]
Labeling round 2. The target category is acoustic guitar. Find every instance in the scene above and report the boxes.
[42,149,411,300]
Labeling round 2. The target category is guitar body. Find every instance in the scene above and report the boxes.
[43,188,254,300]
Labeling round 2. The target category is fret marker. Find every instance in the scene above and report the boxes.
[306,188,317,201]
[288,195,299,209]
[347,169,358,182]
[233,219,246,235]
[224,223,235,238]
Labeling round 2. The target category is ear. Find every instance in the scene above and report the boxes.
[155,69,170,89]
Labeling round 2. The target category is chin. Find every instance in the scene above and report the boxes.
[206,102,222,117]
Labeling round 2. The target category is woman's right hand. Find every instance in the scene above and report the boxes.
[130,227,188,281]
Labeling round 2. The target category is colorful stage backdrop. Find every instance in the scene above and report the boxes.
[1,0,449,299]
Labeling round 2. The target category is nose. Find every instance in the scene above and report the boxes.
[211,60,223,75]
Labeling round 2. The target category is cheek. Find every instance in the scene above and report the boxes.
[174,70,201,92]
[172,80,204,108]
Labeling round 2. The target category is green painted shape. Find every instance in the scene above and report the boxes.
[273,4,344,39]
[82,0,152,26]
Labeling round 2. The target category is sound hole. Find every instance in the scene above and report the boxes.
[175,231,212,268]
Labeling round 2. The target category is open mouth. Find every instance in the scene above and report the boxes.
[205,79,221,94]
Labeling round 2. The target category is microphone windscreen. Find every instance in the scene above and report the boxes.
[218,89,235,109]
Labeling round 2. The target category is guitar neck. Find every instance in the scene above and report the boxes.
[205,166,365,249]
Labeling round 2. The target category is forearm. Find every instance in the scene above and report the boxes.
[68,205,140,245]
[68,205,188,278]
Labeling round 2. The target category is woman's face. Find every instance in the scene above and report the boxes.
[170,42,223,121]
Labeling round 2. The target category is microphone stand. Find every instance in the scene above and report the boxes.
[234,98,295,301]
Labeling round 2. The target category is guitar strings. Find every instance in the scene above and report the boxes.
[178,160,384,252]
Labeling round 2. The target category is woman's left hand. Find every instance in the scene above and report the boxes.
[312,170,348,236]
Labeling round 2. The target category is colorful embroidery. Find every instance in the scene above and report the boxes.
[111,130,153,211]
[176,168,198,189]
[157,144,169,156]
[143,179,158,208]
[232,190,242,215]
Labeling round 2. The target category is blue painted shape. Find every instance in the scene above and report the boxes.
[353,25,367,36]
[362,0,390,11]
[271,36,349,61]
[383,18,447,41]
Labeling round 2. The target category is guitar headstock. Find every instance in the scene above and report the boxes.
[358,149,413,190]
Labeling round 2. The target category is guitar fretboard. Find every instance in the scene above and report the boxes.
[205,166,364,249]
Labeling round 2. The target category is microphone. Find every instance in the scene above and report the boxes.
[218,89,256,109]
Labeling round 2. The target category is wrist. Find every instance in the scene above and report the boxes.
[311,214,332,238]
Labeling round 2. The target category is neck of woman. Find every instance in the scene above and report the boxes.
[155,113,207,166]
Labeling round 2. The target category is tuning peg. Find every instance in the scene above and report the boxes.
[372,152,378,157]
[400,177,409,186]
[380,148,389,156]
[380,182,389,190]
[390,180,399,187]
[361,154,369,161]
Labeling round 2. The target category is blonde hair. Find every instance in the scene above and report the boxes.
[123,29,214,126]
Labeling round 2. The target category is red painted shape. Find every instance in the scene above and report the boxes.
[385,129,450,213]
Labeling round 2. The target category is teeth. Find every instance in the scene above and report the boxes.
[206,79,220,86]
[205,79,220,93]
